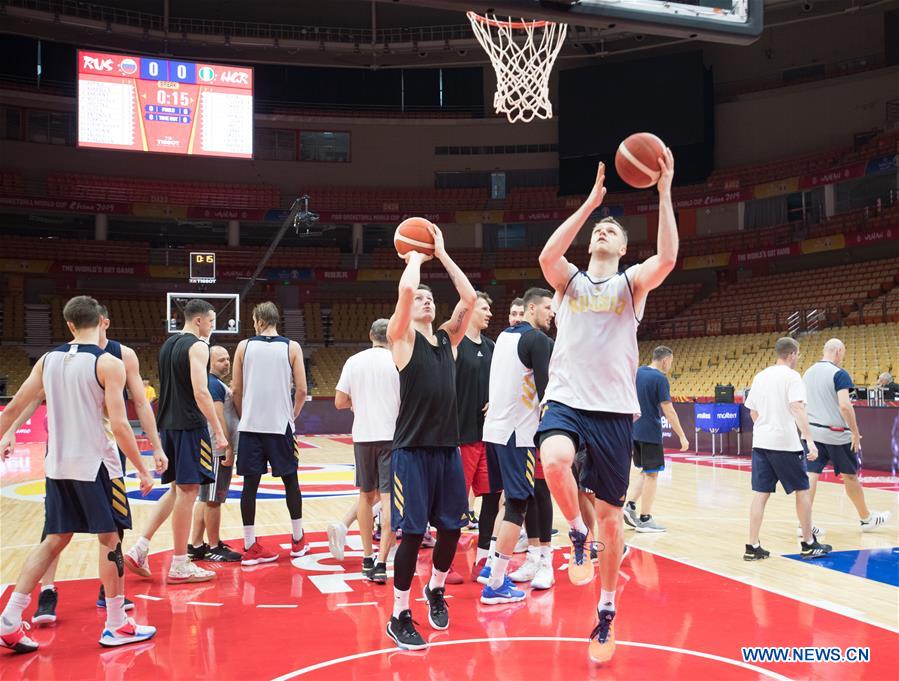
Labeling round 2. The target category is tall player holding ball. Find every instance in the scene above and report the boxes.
[537,135,677,664]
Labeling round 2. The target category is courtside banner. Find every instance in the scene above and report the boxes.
[0,404,48,443]
[694,403,741,433]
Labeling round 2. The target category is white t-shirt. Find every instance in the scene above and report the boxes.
[336,346,400,443]
[745,364,806,452]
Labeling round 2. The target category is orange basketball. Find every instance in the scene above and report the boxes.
[615,132,667,189]
[394,217,435,257]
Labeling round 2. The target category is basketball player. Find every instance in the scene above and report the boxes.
[623,346,690,533]
[803,339,890,533]
[231,302,308,565]
[124,299,227,584]
[744,337,833,561]
[508,298,525,327]
[385,223,476,650]
[536,154,677,664]
[0,296,160,652]
[188,345,242,562]
[23,304,170,622]
[456,292,500,582]
[334,318,400,583]
[480,287,556,603]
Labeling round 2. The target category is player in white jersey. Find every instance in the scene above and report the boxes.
[0,296,162,652]
[479,287,556,603]
[536,153,678,664]
[231,301,308,565]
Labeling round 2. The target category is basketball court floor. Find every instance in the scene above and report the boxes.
[1,436,897,679]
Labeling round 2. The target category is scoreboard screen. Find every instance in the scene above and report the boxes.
[77,50,253,159]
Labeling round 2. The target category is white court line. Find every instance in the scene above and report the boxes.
[134,594,163,601]
[336,602,378,608]
[414,595,453,602]
[258,604,298,609]
[187,601,223,607]
[270,637,792,680]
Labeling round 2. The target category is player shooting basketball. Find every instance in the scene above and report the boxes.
[536,150,677,664]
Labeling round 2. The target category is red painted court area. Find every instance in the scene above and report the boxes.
[1,531,895,680]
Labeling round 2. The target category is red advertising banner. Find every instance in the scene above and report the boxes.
[51,262,149,276]
[798,163,866,189]
[734,243,799,264]
[845,226,898,246]
[631,189,754,215]
[315,270,358,281]
[186,207,268,220]
[318,212,453,223]
[0,404,48,444]
[0,196,132,214]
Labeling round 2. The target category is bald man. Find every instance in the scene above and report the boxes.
[803,339,890,533]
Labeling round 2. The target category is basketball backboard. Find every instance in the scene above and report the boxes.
[165,292,241,336]
[395,0,763,44]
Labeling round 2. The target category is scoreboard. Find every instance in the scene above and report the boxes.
[77,50,253,159]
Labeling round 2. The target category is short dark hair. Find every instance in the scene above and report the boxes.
[476,291,493,306]
[97,304,109,318]
[63,295,101,329]
[253,301,280,328]
[416,284,432,293]
[775,337,799,359]
[522,287,552,308]
[184,299,215,321]
[595,216,628,244]
[510,298,524,309]
[652,346,673,361]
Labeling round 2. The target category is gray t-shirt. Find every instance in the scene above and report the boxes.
[803,361,854,446]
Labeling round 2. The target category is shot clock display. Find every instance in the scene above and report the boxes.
[189,252,216,284]
[77,50,253,158]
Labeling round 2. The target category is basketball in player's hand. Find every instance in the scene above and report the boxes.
[615,133,667,189]
[394,217,436,257]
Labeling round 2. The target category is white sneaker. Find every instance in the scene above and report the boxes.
[124,545,151,578]
[796,525,825,538]
[99,618,157,647]
[509,550,540,583]
[513,530,529,554]
[623,504,638,529]
[530,555,555,590]
[860,510,891,532]
[327,522,347,561]
[167,561,215,584]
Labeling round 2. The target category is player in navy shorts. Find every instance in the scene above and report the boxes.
[385,222,476,650]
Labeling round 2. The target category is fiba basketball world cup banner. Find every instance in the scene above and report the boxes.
[694,404,741,434]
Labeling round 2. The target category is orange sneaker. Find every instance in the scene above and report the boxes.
[567,529,594,586]
[587,609,616,664]
[241,541,279,566]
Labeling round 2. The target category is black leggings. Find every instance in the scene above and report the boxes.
[393,528,461,591]
[240,472,302,526]
[524,479,553,543]
[477,492,501,550]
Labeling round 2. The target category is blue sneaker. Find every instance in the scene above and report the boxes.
[97,585,135,611]
[99,618,156,648]
[480,576,526,605]
[567,529,594,586]
[476,564,492,586]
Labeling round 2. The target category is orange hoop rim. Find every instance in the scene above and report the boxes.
[466,10,551,30]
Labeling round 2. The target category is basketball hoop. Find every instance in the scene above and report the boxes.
[467,11,566,124]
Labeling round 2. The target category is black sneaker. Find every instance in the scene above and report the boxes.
[743,544,770,561]
[466,510,479,530]
[800,538,832,559]
[96,585,134,611]
[386,609,427,650]
[362,556,376,580]
[33,587,58,624]
[423,585,449,630]
[371,561,387,584]
[187,543,208,561]
[205,541,242,562]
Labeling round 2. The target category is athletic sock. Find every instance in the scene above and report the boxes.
[751,542,760,549]
[475,547,489,563]
[105,596,127,630]
[243,526,256,550]
[372,501,382,515]
[599,589,616,612]
[41,583,56,593]
[488,552,510,589]
[486,538,497,567]
[393,588,410,618]
[0,592,31,632]
[540,545,553,560]
[428,567,449,591]
[569,516,589,537]
[171,554,188,568]
[136,536,150,553]
[291,518,304,542]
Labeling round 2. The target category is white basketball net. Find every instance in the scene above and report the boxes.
[467,12,567,124]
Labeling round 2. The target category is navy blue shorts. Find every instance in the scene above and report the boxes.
[488,435,536,502]
[238,426,299,477]
[537,401,632,507]
[806,442,859,476]
[44,465,131,534]
[391,447,468,535]
[751,448,809,494]
[160,427,215,485]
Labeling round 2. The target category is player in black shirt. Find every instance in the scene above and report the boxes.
[385,223,476,650]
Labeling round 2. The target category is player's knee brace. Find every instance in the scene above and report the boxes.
[108,541,125,577]
[503,497,528,526]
